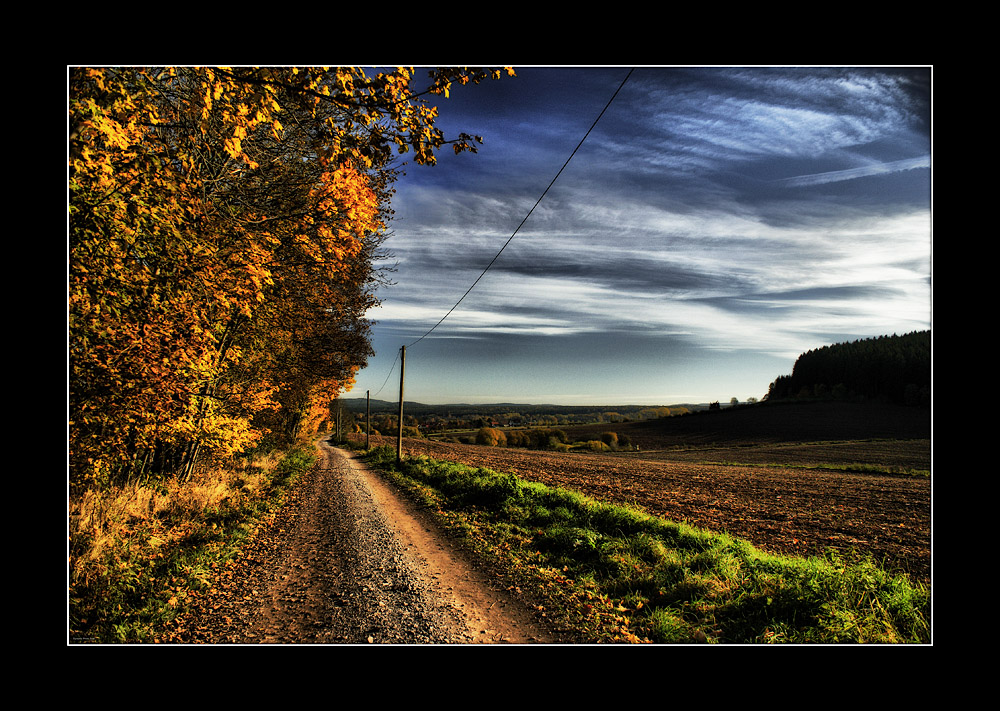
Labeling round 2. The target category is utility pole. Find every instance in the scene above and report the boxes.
[366,389,371,449]
[396,345,406,463]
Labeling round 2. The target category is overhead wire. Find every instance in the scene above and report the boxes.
[370,346,400,398]
[361,69,634,403]
[405,68,634,349]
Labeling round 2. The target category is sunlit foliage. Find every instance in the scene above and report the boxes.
[69,66,514,489]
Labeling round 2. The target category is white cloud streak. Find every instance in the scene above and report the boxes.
[352,67,931,404]
[777,156,931,187]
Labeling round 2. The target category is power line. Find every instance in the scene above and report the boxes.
[407,68,634,348]
[371,347,400,397]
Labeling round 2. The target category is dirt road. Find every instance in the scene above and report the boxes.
[160,440,568,644]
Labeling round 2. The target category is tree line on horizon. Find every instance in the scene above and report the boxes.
[342,404,688,435]
[764,331,930,406]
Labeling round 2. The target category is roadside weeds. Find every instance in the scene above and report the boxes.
[362,445,931,644]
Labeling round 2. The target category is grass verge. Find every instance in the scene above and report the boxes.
[363,445,930,644]
[68,446,316,643]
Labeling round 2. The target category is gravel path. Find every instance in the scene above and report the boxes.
[159,439,568,644]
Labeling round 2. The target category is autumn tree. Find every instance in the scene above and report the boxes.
[475,428,507,447]
[69,66,514,489]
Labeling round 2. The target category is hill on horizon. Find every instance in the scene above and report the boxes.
[564,399,930,449]
[338,398,708,417]
[766,331,929,406]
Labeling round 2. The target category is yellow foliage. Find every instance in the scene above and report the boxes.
[475,427,507,447]
[69,66,513,487]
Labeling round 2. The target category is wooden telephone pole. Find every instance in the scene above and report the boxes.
[366,389,371,449]
[396,345,406,462]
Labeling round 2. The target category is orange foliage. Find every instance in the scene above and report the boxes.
[69,66,513,488]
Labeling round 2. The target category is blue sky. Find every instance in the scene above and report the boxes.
[348,66,932,406]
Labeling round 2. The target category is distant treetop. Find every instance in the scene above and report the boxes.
[765,331,930,406]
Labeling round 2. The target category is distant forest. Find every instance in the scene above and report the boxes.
[338,400,690,433]
[765,331,930,406]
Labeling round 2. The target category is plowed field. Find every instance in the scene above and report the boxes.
[379,434,931,587]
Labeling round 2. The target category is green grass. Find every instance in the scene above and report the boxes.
[68,446,317,644]
[703,460,930,478]
[363,445,930,644]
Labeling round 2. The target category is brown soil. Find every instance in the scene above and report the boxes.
[158,441,573,644]
[158,401,930,644]
[397,436,931,587]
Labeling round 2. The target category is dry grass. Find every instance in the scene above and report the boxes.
[68,451,292,642]
[71,458,270,552]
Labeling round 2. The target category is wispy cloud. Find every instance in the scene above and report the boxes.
[776,155,931,187]
[353,67,932,405]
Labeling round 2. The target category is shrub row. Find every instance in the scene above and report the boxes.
[474,427,632,452]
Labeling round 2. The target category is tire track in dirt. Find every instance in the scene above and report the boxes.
[161,440,568,644]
